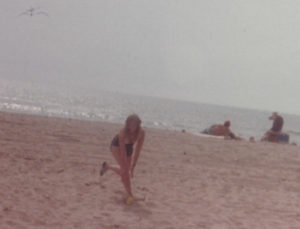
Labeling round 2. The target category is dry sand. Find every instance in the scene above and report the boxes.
[0,111,300,229]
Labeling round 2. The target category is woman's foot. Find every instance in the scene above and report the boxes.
[100,162,107,176]
[125,196,134,205]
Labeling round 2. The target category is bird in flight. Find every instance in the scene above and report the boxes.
[18,7,49,17]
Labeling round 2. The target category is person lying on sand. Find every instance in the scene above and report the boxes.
[202,120,240,140]
[100,114,145,201]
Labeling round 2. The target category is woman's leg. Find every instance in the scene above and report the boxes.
[106,146,123,176]
[109,147,133,197]
[261,131,270,141]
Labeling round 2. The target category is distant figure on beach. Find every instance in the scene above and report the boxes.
[261,112,289,143]
[100,114,145,202]
[202,120,239,140]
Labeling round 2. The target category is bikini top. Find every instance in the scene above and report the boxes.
[111,134,134,147]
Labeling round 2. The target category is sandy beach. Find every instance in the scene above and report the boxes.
[1,111,300,229]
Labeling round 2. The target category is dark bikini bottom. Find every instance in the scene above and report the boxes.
[111,134,134,157]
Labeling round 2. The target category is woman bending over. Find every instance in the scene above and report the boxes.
[100,114,145,200]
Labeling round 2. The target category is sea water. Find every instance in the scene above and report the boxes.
[0,79,300,145]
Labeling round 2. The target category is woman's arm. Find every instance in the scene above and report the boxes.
[132,130,145,170]
[118,130,129,170]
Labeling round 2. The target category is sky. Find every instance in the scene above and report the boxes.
[1,0,300,115]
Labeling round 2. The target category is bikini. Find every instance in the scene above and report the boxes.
[111,134,134,157]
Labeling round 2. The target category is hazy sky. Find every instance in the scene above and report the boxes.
[1,1,300,114]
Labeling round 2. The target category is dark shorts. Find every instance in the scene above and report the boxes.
[111,135,134,157]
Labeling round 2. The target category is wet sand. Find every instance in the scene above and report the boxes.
[1,111,300,229]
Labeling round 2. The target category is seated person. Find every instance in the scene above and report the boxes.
[202,120,239,140]
[261,112,288,143]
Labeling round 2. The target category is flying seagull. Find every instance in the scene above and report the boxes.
[18,7,49,17]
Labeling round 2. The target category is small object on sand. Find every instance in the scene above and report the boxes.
[249,137,255,143]
[126,196,134,205]
[100,162,107,176]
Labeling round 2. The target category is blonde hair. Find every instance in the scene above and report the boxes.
[124,114,142,138]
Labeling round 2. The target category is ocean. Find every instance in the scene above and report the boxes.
[1,79,300,145]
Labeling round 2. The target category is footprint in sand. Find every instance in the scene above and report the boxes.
[114,190,123,195]
[100,184,106,189]
[101,212,110,217]
[137,186,149,192]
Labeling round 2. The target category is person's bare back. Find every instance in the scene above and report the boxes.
[211,125,230,136]
[203,120,238,139]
